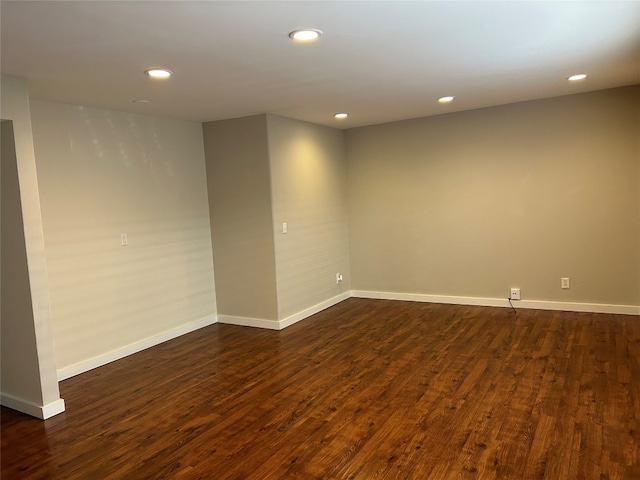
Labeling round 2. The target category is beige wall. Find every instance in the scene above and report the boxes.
[346,86,640,306]
[30,100,216,371]
[267,115,351,319]
[202,115,279,321]
[1,120,43,404]
[203,114,350,323]
[1,75,63,418]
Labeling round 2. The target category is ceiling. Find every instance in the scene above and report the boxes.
[2,1,639,129]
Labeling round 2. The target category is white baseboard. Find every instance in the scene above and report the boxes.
[279,292,351,329]
[351,290,640,315]
[352,290,507,308]
[54,292,637,383]
[1,392,65,419]
[218,292,352,331]
[57,315,218,381]
[217,315,281,330]
[514,299,639,315]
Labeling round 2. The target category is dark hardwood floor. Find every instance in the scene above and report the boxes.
[2,298,639,479]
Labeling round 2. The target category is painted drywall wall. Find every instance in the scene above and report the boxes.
[267,115,351,319]
[0,75,64,419]
[202,115,279,321]
[202,114,350,325]
[30,100,216,373]
[346,86,640,307]
[1,120,44,406]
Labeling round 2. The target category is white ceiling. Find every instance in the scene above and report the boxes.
[2,1,639,129]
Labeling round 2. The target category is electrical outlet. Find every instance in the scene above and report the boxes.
[510,288,521,300]
[561,277,570,289]
[120,233,128,246]
[336,273,343,284]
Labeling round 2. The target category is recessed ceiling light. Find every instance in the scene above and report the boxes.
[144,68,173,79]
[438,96,455,103]
[289,29,322,41]
[567,74,587,81]
[334,113,348,119]
[132,99,150,104]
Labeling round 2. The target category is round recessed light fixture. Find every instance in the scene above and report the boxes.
[289,29,322,41]
[144,68,173,79]
[132,99,150,104]
[438,96,455,103]
[334,113,348,119]
[567,74,587,81]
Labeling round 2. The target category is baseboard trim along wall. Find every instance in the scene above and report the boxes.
[351,290,640,316]
[0,392,66,419]
[515,299,639,315]
[280,292,351,329]
[57,315,218,381]
[217,315,281,330]
[279,292,351,329]
[55,291,637,382]
[218,292,352,330]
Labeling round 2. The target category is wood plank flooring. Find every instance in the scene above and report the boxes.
[2,298,639,479]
